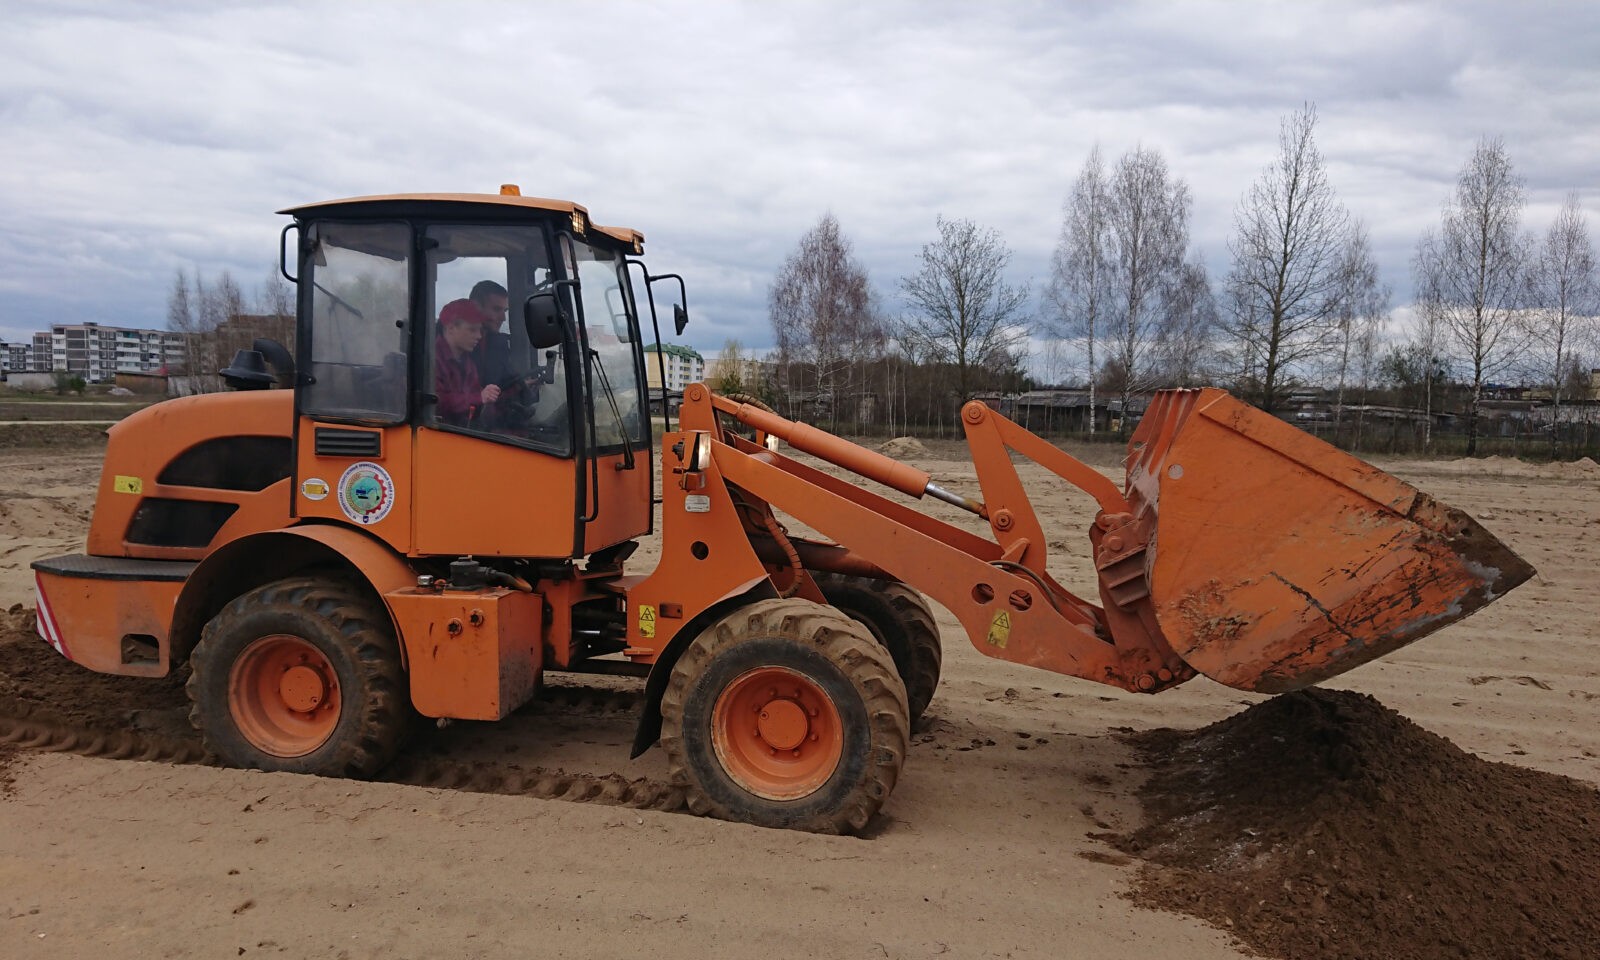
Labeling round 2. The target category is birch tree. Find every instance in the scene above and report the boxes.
[1154,258,1220,387]
[899,215,1030,403]
[1223,104,1352,413]
[1047,146,1112,434]
[1414,137,1529,454]
[1526,193,1597,452]
[1104,146,1192,432]
[1329,222,1388,436]
[769,214,880,426]
[167,268,197,371]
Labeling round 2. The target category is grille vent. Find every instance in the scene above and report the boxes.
[314,427,382,458]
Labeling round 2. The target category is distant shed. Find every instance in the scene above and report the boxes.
[1,372,57,392]
[114,372,169,395]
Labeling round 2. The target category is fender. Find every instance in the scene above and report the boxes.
[629,575,774,758]
[169,523,419,669]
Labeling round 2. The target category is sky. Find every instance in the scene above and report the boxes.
[1,0,1596,379]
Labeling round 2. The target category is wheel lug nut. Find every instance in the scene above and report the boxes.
[809,733,818,742]
[791,749,801,757]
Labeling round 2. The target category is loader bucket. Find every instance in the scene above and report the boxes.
[1127,389,1534,694]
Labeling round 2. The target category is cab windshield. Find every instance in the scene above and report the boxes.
[566,240,647,450]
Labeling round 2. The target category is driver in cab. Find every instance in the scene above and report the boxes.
[434,298,499,426]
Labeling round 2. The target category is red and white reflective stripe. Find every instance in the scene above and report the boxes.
[34,573,71,661]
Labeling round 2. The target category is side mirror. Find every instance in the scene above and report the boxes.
[524,292,566,349]
[673,303,688,336]
[252,338,296,388]
[219,350,275,391]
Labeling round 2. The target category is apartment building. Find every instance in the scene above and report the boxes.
[642,343,706,392]
[0,323,186,381]
[1,343,32,374]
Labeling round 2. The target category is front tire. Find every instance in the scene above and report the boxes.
[815,574,942,724]
[187,576,411,777]
[661,598,909,834]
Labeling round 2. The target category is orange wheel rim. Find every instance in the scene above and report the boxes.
[227,634,341,758]
[711,666,843,800]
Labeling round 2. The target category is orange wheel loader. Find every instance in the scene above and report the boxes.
[32,188,1534,834]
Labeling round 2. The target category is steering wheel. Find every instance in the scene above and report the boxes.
[478,371,539,432]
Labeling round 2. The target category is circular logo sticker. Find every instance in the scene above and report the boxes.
[336,461,395,525]
[301,477,329,501]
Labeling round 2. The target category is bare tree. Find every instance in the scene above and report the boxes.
[1526,192,1597,453]
[1154,257,1220,387]
[167,268,207,387]
[1414,137,1529,454]
[259,268,294,319]
[1222,104,1352,413]
[713,337,748,395]
[770,213,880,427]
[1330,222,1388,435]
[167,268,196,336]
[1104,146,1192,431]
[1348,291,1387,452]
[1047,145,1112,434]
[899,215,1030,404]
[1404,245,1449,451]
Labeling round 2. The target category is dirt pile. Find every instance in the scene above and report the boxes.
[879,436,929,458]
[1425,455,1600,482]
[1552,456,1600,480]
[1113,689,1600,960]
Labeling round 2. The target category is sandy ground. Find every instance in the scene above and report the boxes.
[1,442,1597,959]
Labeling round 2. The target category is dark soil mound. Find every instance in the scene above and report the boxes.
[0,604,192,737]
[1114,688,1600,960]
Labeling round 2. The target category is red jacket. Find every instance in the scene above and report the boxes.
[434,335,486,425]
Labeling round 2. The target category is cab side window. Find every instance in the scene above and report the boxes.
[424,224,571,455]
[300,222,410,423]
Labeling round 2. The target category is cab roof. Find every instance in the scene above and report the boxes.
[277,191,645,248]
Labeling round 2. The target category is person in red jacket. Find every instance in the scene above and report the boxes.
[434,299,500,426]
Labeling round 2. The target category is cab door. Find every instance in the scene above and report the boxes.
[411,222,581,558]
[291,220,415,554]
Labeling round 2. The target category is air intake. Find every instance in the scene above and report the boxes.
[314,428,382,458]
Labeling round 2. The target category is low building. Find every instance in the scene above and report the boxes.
[113,372,170,395]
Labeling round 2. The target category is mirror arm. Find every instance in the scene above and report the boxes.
[628,261,691,432]
[625,259,673,432]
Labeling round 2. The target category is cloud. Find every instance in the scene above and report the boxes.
[0,0,1595,367]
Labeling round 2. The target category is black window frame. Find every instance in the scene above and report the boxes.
[418,218,579,459]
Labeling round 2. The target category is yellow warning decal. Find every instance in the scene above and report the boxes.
[638,604,657,639]
[986,610,1012,648]
[113,475,143,495]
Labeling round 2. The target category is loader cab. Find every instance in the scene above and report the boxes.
[279,191,662,561]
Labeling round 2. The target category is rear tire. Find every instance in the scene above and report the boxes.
[187,576,411,777]
[661,598,909,834]
[815,574,942,724]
